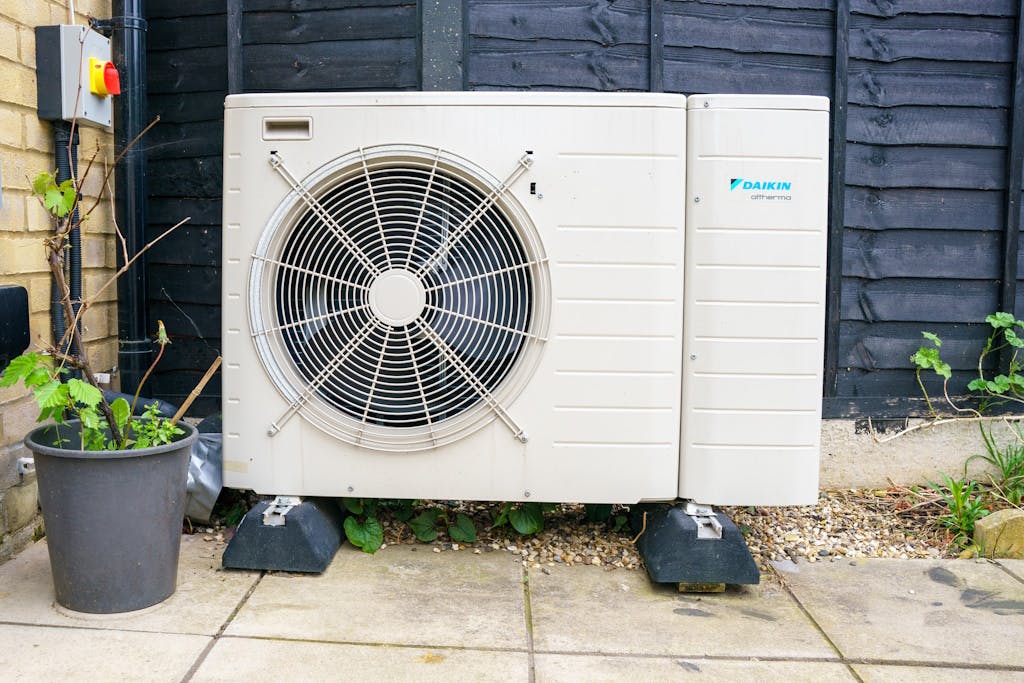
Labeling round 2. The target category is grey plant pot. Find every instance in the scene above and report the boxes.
[25,420,199,614]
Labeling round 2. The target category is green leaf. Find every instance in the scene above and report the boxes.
[342,498,364,515]
[921,331,942,347]
[61,182,77,212]
[933,359,951,380]
[491,503,511,529]
[409,509,440,542]
[67,378,102,407]
[612,514,630,533]
[392,500,416,522]
[2,353,42,387]
[32,172,54,196]
[111,397,130,433]
[44,188,66,216]
[24,367,51,388]
[344,516,382,553]
[448,513,477,543]
[987,312,1016,329]
[1006,329,1024,348]
[967,378,988,392]
[34,380,68,409]
[509,503,544,536]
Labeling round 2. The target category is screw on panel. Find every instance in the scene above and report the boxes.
[694,196,701,203]
[524,491,531,498]
[690,354,697,360]
[703,100,709,108]
[347,486,354,493]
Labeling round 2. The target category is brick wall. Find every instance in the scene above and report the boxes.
[0,0,115,560]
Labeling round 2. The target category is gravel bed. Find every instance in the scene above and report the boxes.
[202,489,952,575]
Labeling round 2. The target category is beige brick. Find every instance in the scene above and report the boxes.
[0,21,17,63]
[17,24,34,68]
[0,2,50,28]
[0,382,31,407]
[83,271,115,302]
[0,60,36,109]
[26,274,51,313]
[80,300,113,341]
[86,336,117,372]
[1,395,39,447]
[2,475,39,533]
[28,311,49,345]
[24,113,51,153]
[25,192,54,232]
[0,237,48,274]
[0,101,19,148]
[0,187,26,230]
[78,231,107,267]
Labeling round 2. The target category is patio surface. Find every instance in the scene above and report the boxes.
[1,536,1023,681]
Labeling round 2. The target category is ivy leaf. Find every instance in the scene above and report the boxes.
[509,503,544,535]
[344,516,383,553]
[986,312,1016,329]
[34,380,68,409]
[448,513,477,543]
[921,331,942,347]
[67,378,102,407]
[111,397,131,433]
[967,378,988,392]
[1006,329,1024,348]
[2,353,42,387]
[342,498,363,515]
[409,509,440,542]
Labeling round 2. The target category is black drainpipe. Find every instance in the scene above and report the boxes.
[51,121,79,359]
[102,0,150,394]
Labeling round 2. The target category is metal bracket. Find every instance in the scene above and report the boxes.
[16,457,35,477]
[262,496,302,527]
[684,501,723,540]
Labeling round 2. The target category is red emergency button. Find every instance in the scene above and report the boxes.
[89,57,120,97]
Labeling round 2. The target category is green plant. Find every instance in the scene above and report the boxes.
[2,162,193,450]
[492,502,556,536]
[967,424,1024,506]
[341,498,384,553]
[926,474,990,548]
[583,504,629,533]
[407,507,477,544]
[911,313,1024,417]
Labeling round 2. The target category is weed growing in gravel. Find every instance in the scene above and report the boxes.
[925,474,990,548]
[969,424,1024,506]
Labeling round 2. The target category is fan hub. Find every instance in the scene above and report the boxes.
[367,268,427,326]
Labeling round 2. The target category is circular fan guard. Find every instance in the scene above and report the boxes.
[251,146,549,451]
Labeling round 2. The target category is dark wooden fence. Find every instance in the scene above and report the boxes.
[144,0,1024,418]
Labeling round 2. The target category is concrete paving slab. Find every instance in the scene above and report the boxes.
[193,636,529,682]
[853,665,1024,682]
[0,623,209,682]
[781,559,1024,666]
[998,559,1024,583]
[226,544,528,649]
[0,536,259,635]
[527,565,836,659]
[535,654,855,682]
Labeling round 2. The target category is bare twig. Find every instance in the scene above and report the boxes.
[170,356,222,425]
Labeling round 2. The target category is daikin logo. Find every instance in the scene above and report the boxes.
[730,178,793,191]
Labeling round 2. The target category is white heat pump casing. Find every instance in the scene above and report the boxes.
[680,94,830,506]
[222,93,687,504]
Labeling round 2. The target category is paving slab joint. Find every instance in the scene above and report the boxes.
[180,570,265,682]
[771,567,865,683]
[523,566,536,683]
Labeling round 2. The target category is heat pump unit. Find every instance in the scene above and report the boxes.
[222,93,688,503]
[222,92,828,507]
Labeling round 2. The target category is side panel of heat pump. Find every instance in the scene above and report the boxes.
[680,94,829,506]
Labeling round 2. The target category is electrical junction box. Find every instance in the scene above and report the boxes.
[35,25,117,128]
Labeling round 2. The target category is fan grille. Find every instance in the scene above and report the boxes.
[251,146,548,451]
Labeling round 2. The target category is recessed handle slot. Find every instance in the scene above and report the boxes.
[262,117,313,141]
